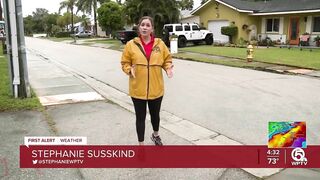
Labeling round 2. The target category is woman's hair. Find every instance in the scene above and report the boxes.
[138,16,154,28]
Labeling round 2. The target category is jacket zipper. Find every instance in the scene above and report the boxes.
[134,41,152,99]
[147,61,150,99]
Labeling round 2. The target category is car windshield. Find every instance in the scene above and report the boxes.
[164,26,173,32]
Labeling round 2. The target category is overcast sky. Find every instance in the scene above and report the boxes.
[21,0,202,17]
[21,0,61,16]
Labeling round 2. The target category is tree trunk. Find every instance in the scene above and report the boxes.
[71,7,74,34]
[93,0,97,36]
[66,9,70,31]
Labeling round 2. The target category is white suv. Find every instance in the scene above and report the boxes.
[163,23,213,47]
[73,30,93,38]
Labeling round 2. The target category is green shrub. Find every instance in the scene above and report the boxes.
[51,25,62,37]
[258,37,274,46]
[221,25,238,43]
[55,31,72,38]
[221,26,238,37]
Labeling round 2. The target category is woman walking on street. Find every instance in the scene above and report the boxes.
[121,16,173,146]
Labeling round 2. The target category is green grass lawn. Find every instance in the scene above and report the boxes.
[84,39,124,50]
[0,47,42,112]
[181,46,320,70]
[46,37,75,42]
[85,39,119,44]
[46,37,124,50]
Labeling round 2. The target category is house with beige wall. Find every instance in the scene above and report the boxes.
[191,0,320,45]
[180,10,200,24]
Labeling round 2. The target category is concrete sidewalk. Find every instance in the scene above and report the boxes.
[1,47,320,179]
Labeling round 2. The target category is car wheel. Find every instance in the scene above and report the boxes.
[205,34,213,45]
[178,36,187,48]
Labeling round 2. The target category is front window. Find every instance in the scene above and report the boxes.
[192,25,200,31]
[313,17,320,32]
[175,25,183,31]
[266,18,279,32]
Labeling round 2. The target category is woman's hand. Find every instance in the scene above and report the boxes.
[130,65,136,78]
[166,64,174,78]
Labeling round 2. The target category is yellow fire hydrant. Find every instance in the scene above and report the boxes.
[247,44,254,62]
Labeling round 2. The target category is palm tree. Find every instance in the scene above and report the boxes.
[76,0,97,35]
[59,0,77,33]
[80,15,91,31]
[76,0,112,36]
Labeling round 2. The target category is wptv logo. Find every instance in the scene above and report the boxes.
[291,148,308,166]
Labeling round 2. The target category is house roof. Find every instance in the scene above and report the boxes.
[191,0,320,15]
[180,10,193,18]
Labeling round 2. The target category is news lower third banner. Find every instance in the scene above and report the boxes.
[20,145,320,168]
[21,121,314,168]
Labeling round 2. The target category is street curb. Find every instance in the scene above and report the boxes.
[173,53,320,80]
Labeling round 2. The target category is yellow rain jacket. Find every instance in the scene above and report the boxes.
[121,37,172,100]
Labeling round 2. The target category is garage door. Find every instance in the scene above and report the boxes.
[208,20,229,43]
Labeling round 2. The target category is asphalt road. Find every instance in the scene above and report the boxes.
[25,37,320,146]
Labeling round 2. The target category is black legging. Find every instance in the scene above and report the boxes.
[131,96,163,142]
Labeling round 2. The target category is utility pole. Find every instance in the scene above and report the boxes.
[0,0,3,20]
[3,0,31,98]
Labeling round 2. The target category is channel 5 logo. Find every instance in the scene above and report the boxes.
[291,148,308,166]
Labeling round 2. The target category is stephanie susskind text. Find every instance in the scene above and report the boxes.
[31,149,135,158]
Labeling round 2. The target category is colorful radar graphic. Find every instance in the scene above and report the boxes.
[268,122,306,148]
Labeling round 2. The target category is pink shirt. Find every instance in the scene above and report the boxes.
[140,36,155,60]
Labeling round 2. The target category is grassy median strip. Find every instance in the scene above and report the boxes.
[173,52,274,70]
[0,49,42,112]
[84,39,124,50]
[44,37,75,42]
[181,45,320,70]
